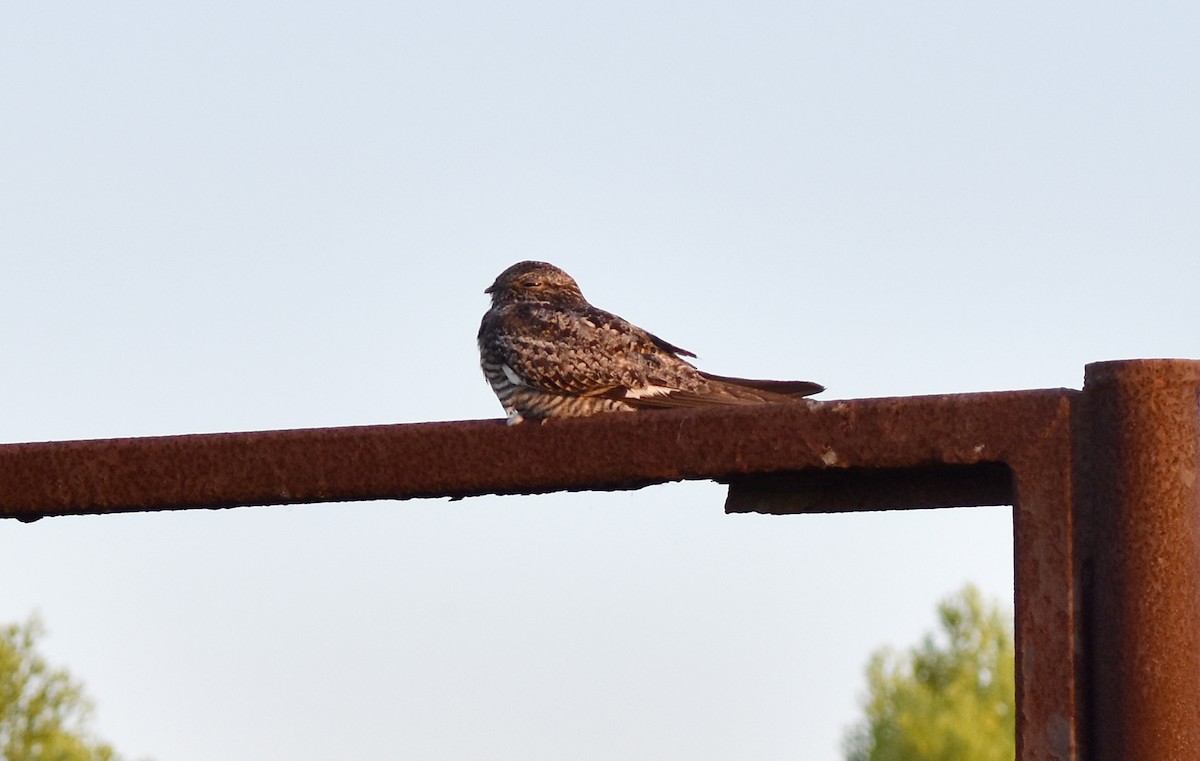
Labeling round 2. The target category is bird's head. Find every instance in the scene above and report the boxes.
[485,261,586,307]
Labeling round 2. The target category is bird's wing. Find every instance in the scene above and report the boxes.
[608,373,822,409]
[483,304,702,397]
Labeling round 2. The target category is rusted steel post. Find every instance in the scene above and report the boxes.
[1079,359,1200,760]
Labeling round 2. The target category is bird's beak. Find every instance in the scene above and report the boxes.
[484,284,495,295]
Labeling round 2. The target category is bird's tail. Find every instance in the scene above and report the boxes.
[698,372,824,402]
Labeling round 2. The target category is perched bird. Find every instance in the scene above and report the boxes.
[478,261,823,424]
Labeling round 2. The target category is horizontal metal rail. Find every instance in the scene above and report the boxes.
[0,389,1067,519]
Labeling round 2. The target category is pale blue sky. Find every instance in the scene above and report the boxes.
[2,3,1198,760]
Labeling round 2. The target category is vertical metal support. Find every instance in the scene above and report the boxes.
[1009,400,1078,761]
[1079,359,1200,760]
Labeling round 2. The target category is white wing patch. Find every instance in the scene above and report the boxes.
[624,384,677,399]
[501,364,526,387]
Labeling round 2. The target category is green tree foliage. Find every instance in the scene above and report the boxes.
[843,584,1015,761]
[0,615,132,761]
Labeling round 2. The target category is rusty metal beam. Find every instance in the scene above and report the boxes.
[0,389,1068,520]
[1077,360,1200,760]
[724,462,1013,513]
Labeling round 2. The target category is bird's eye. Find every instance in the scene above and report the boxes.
[521,279,541,288]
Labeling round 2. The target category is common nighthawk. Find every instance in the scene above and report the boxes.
[478,261,823,424]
